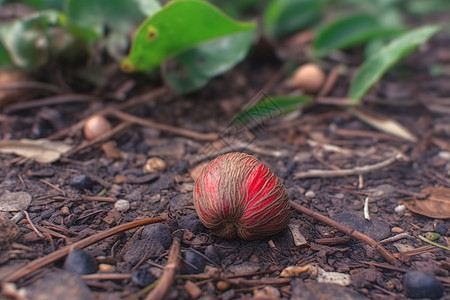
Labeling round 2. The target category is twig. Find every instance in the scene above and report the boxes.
[294,152,405,179]
[23,211,44,239]
[379,232,411,245]
[2,216,166,283]
[108,108,218,141]
[80,195,116,203]
[145,239,181,300]
[82,273,131,281]
[40,179,65,196]
[4,94,99,113]
[0,81,64,94]
[65,121,132,157]
[290,200,398,264]
[318,65,340,97]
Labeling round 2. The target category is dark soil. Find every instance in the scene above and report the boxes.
[1,23,450,300]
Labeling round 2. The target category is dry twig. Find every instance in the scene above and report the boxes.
[145,239,181,300]
[2,216,165,284]
[294,152,405,179]
[290,200,398,264]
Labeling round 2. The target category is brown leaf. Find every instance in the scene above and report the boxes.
[0,139,71,163]
[404,187,450,219]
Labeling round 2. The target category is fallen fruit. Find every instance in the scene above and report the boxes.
[193,152,290,240]
[83,115,112,141]
[291,63,325,93]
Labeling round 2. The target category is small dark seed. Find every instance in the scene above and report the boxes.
[403,271,444,299]
[71,174,94,190]
[64,248,98,275]
[131,267,156,287]
[182,250,206,274]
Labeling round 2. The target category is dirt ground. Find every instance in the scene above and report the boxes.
[0,20,450,300]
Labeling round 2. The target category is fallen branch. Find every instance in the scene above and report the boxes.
[145,239,181,300]
[294,152,405,179]
[2,216,166,283]
[290,200,398,264]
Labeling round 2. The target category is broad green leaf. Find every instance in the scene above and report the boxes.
[407,0,450,16]
[349,25,440,101]
[121,0,256,72]
[264,0,322,38]
[313,13,402,57]
[164,30,254,94]
[21,0,64,10]
[0,38,13,66]
[0,10,60,69]
[232,95,312,126]
[65,0,160,59]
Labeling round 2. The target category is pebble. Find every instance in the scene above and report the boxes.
[391,227,404,233]
[182,250,206,274]
[403,271,444,299]
[305,190,316,198]
[114,199,130,212]
[131,267,156,287]
[0,191,32,212]
[64,248,98,275]
[143,157,166,173]
[71,175,94,190]
[216,280,231,291]
[61,206,70,215]
[394,204,406,214]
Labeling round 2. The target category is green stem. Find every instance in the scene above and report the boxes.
[418,235,450,251]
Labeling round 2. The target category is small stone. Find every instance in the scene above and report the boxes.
[189,163,208,181]
[61,206,70,215]
[228,262,260,274]
[114,199,130,212]
[216,280,231,291]
[394,204,406,214]
[182,250,206,274]
[98,264,114,273]
[391,227,404,233]
[143,157,166,173]
[438,151,450,160]
[64,248,98,275]
[0,191,32,211]
[114,174,127,184]
[305,190,316,198]
[71,175,94,190]
[131,267,156,287]
[403,271,444,299]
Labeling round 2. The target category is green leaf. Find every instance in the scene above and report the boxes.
[121,0,256,72]
[0,38,13,66]
[65,0,160,59]
[264,0,322,38]
[232,95,312,126]
[313,13,402,57]
[164,30,254,94]
[349,25,440,101]
[21,0,64,10]
[0,10,60,69]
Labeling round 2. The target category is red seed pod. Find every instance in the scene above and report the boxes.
[193,152,290,240]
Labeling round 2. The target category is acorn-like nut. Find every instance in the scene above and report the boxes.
[193,152,290,241]
[83,115,112,141]
[291,63,325,93]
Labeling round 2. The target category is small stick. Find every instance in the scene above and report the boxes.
[145,239,181,300]
[82,273,131,281]
[379,232,411,245]
[65,122,132,157]
[294,152,405,179]
[290,200,398,264]
[2,216,166,283]
[23,211,44,239]
[40,179,65,196]
[108,108,218,141]
[81,195,116,203]
[318,65,340,97]
[4,94,99,113]
[363,197,370,221]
